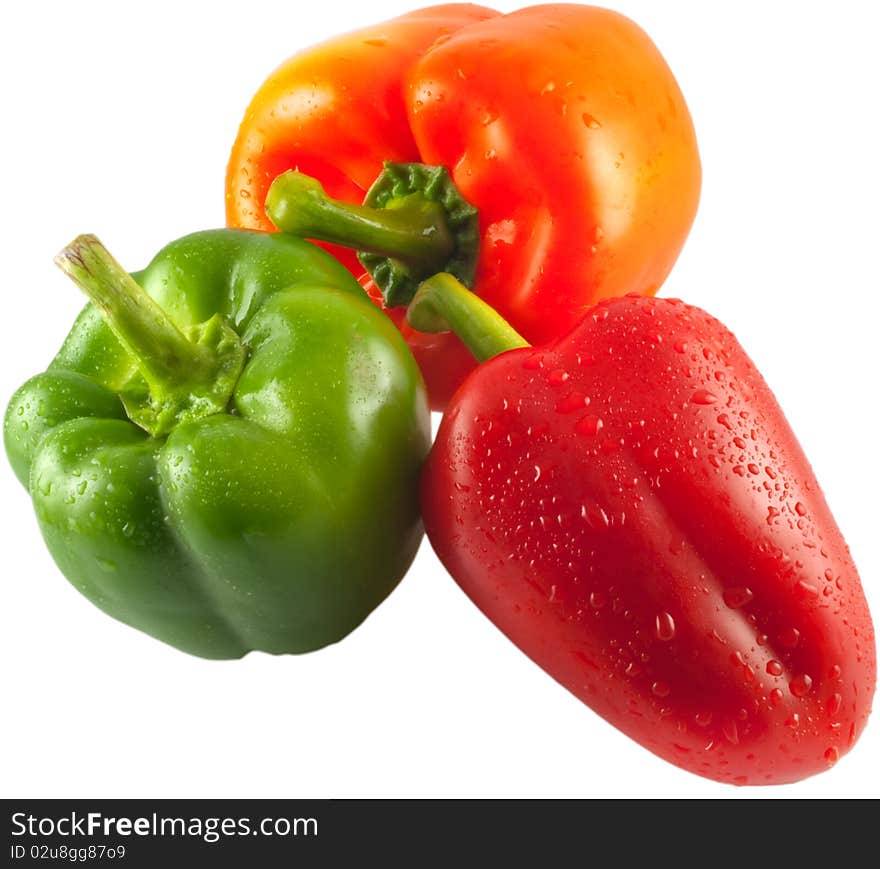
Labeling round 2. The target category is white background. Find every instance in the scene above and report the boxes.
[1,0,878,798]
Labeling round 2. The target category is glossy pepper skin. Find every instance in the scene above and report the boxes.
[226,3,701,408]
[411,276,874,785]
[4,230,430,659]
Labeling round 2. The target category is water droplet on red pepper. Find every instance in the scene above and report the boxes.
[723,587,754,609]
[576,415,603,436]
[826,693,843,717]
[824,746,839,765]
[581,504,610,529]
[790,674,813,697]
[722,720,739,744]
[796,580,820,599]
[691,389,718,405]
[766,660,784,676]
[652,681,670,698]
[555,392,588,413]
[779,627,801,648]
[655,611,676,642]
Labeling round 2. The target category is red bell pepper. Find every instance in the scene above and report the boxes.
[226,3,701,408]
[408,273,875,785]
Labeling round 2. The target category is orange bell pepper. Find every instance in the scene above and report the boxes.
[226,4,701,408]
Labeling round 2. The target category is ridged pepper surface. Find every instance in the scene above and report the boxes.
[5,231,429,658]
[409,274,875,785]
[227,3,701,408]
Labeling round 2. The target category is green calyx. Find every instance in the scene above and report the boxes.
[265,161,479,307]
[360,162,479,306]
[55,235,245,438]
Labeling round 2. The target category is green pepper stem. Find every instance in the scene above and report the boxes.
[407,272,530,362]
[55,235,245,438]
[55,235,218,390]
[267,171,455,270]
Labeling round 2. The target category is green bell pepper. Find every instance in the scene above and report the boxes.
[5,229,430,658]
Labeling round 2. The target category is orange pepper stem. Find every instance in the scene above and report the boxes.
[267,170,453,266]
[407,272,529,363]
[266,163,479,307]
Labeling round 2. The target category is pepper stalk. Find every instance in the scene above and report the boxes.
[406,272,530,362]
[266,162,480,308]
[55,234,245,437]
